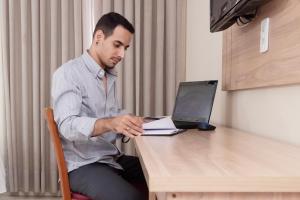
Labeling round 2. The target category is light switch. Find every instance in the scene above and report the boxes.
[260,18,270,53]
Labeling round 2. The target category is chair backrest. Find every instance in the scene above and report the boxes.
[44,107,72,200]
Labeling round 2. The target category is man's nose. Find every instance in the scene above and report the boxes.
[118,48,125,59]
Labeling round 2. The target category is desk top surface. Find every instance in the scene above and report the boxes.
[134,126,300,192]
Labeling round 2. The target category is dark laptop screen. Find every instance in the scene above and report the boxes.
[172,80,218,123]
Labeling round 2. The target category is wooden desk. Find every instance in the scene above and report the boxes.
[134,126,300,200]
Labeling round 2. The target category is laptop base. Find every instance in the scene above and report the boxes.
[173,121,216,131]
[197,122,216,131]
[173,121,198,129]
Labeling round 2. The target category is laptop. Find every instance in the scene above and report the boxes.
[171,80,218,130]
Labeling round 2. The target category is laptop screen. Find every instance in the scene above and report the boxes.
[172,80,218,123]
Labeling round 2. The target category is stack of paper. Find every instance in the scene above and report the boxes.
[142,117,181,136]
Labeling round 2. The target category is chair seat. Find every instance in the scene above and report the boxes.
[71,192,91,200]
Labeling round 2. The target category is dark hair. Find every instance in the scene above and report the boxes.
[93,12,135,38]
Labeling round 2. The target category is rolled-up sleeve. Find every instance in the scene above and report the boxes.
[51,67,97,140]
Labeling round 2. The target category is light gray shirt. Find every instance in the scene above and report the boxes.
[51,51,124,172]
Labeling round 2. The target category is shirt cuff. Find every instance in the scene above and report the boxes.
[72,117,98,137]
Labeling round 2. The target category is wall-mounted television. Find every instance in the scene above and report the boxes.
[210,0,271,32]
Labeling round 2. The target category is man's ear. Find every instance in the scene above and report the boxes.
[94,30,105,44]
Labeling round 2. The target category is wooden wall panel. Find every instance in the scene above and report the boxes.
[223,0,300,90]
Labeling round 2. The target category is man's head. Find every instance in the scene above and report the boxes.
[90,12,135,69]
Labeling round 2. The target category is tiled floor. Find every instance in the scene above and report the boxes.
[0,194,60,200]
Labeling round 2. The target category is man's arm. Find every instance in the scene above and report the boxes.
[52,66,99,140]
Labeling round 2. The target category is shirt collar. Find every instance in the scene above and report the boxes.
[82,50,118,79]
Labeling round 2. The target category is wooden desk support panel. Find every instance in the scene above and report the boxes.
[134,127,300,200]
[222,0,300,90]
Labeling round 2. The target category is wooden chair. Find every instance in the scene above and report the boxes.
[44,107,91,200]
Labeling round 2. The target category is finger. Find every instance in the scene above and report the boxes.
[127,122,143,134]
[128,128,142,136]
[124,124,142,136]
[131,127,144,136]
[122,129,135,138]
[128,116,143,128]
[122,122,142,135]
[121,115,143,134]
[119,116,134,128]
[121,116,142,131]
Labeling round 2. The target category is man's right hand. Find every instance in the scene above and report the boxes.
[93,114,144,137]
[110,114,144,138]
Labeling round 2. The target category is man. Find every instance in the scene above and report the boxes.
[52,12,147,200]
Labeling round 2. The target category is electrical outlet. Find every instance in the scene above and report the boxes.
[260,18,270,53]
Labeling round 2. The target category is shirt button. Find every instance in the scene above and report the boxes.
[100,71,104,77]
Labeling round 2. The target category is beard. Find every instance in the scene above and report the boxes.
[99,58,118,70]
[105,57,121,68]
[104,61,117,69]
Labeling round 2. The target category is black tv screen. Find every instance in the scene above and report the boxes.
[210,0,271,32]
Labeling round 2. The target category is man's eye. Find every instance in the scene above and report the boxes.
[114,44,121,48]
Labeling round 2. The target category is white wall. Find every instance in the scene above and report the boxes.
[186,0,300,145]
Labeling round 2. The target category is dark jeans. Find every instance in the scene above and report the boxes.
[69,155,148,200]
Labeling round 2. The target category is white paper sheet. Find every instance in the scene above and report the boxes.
[142,117,182,135]
[142,129,179,136]
[142,116,176,130]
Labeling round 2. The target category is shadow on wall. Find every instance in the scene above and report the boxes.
[224,92,233,126]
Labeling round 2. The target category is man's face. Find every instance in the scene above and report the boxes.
[96,25,133,69]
